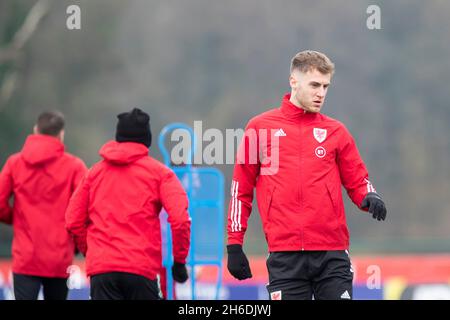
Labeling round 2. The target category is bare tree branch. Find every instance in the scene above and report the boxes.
[0,72,18,103]
[0,0,51,64]
[11,0,51,52]
[0,0,52,106]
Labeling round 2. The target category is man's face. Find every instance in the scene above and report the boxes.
[289,68,331,113]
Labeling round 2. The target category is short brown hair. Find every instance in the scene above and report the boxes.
[36,111,65,136]
[290,50,335,75]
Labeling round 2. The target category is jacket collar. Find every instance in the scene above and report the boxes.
[280,93,318,121]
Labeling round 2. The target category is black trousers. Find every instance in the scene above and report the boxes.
[266,250,354,300]
[13,273,68,300]
[90,272,162,300]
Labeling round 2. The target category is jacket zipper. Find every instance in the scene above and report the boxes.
[301,231,304,251]
[299,118,304,251]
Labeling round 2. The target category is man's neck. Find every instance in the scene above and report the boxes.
[289,92,306,111]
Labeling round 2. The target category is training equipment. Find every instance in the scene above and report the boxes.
[159,123,224,300]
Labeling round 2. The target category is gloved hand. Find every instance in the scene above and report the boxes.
[361,192,387,221]
[172,262,188,283]
[227,244,252,280]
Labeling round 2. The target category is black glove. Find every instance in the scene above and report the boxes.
[227,244,252,280]
[361,192,387,221]
[172,262,188,283]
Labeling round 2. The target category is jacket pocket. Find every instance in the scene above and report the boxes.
[326,182,339,213]
[266,186,275,222]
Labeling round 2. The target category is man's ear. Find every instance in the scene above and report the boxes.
[289,71,302,90]
[33,125,39,134]
[59,129,65,142]
[289,74,297,89]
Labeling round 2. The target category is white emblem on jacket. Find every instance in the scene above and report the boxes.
[313,128,327,143]
[274,128,287,137]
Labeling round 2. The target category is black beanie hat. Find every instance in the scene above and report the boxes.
[115,108,152,147]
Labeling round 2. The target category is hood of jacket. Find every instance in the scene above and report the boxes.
[21,134,65,165]
[99,140,149,165]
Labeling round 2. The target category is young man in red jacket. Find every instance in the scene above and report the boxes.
[0,111,87,300]
[65,108,191,300]
[226,51,387,300]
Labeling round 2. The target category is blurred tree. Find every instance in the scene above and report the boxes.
[0,0,51,106]
[1,0,450,256]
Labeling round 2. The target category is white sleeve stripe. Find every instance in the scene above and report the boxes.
[230,180,234,232]
[231,180,239,232]
[365,178,377,193]
[237,199,242,231]
[230,180,243,232]
[234,182,239,232]
[232,181,237,232]
[231,180,236,232]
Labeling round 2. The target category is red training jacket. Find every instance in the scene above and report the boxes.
[65,141,191,281]
[227,94,376,251]
[0,134,87,277]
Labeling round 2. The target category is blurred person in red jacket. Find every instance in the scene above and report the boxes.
[0,111,87,300]
[226,51,387,300]
[65,108,191,300]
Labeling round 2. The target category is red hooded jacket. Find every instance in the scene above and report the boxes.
[0,134,87,277]
[227,94,376,251]
[65,141,191,281]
